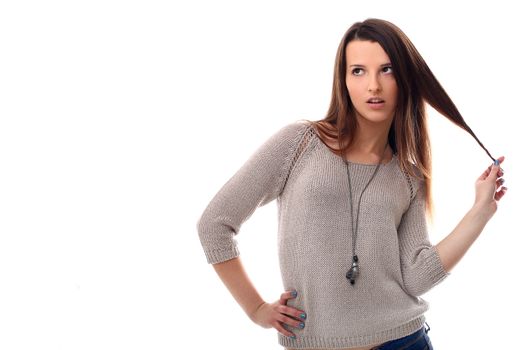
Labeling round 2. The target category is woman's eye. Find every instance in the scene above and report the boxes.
[351,67,392,76]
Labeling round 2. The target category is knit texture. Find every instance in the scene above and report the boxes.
[197,121,449,349]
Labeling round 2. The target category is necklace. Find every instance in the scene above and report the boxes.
[345,143,389,285]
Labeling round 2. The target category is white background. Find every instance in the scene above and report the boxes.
[0,1,523,349]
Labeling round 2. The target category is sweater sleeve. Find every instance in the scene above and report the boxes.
[398,178,450,297]
[196,122,309,264]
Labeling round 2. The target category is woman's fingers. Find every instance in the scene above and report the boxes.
[491,157,506,187]
[279,290,297,305]
[475,155,508,208]
[279,290,306,320]
[274,321,296,338]
[479,157,505,180]
[276,312,305,329]
[280,290,296,302]
[276,304,307,322]
[276,290,307,338]
[482,167,504,179]
[495,186,508,201]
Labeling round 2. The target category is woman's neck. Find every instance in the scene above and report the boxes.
[346,123,391,163]
[345,141,391,165]
[317,120,393,164]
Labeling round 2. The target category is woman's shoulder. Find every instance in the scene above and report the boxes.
[278,119,315,134]
[267,119,316,147]
[393,158,425,200]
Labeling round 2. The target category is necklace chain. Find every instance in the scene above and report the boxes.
[345,143,389,285]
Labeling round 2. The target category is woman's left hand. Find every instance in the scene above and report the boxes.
[474,156,507,217]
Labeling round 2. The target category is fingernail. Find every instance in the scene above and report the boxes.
[299,322,305,329]
[494,159,500,166]
[300,313,307,320]
[291,290,297,298]
[501,178,505,184]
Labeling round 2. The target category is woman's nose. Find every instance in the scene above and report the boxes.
[367,79,381,92]
[367,73,382,92]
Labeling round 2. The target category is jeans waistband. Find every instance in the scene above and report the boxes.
[372,322,430,350]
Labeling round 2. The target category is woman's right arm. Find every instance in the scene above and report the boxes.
[212,257,265,318]
[196,122,309,265]
[196,122,310,337]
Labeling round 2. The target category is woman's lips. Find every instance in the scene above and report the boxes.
[367,101,385,109]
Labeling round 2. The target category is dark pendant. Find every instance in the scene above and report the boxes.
[346,255,359,285]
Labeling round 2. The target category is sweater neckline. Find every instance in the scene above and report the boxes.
[309,126,398,167]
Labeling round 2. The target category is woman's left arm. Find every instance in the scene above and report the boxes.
[436,156,507,273]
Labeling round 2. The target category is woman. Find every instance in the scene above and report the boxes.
[196,18,506,350]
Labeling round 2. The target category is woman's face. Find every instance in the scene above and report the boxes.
[345,40,398,126]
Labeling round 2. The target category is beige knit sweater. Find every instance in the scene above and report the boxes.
[197,121,449,349]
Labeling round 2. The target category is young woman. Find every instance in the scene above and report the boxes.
[197,18,507,350]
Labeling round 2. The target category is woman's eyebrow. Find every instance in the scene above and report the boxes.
[348,63,392,68]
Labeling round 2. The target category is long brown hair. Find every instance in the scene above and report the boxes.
[307,18,494,217]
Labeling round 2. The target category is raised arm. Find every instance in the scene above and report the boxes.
[397,177,450,297]
[435,157,506,272]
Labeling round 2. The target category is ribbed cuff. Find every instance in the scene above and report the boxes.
[204,245,240,264]
[426,245,450,286]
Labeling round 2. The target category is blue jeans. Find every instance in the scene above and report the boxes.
[373,323,433,350]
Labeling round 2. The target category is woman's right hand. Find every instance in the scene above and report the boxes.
[249,290,307,338]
